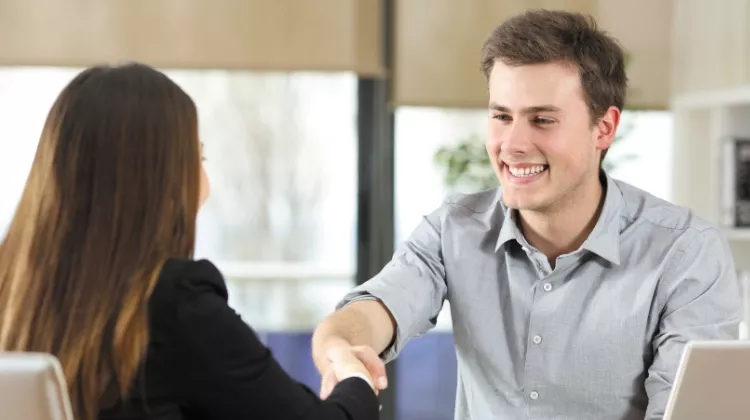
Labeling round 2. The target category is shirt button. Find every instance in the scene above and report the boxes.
[543,283,552,292]
[529,391,539,400]
[532,335,542,344]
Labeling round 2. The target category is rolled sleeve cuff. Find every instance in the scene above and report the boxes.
[336,286,417,363]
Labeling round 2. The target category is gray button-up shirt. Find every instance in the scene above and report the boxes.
[338,174,742,420]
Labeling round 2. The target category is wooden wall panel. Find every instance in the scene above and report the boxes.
[393,0,672,109]
[0,0,384,75]
[596,0,672,109]
[670,0,750,96]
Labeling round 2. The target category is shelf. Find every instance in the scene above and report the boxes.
[724,228,750,241]
[671,85,750,110]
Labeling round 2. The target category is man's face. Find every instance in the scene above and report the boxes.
[486,60,617,212]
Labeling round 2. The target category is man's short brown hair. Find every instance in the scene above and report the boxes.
[480,9,627,162]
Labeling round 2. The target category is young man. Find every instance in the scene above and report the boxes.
[312,9,742,420]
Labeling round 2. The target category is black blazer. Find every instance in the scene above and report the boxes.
[98,258,379,420]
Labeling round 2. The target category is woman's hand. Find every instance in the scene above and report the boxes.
[323,345,383,396]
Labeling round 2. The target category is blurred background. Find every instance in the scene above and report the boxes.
[0,0,746,419]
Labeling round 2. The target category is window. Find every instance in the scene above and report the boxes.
[606,110,673,201]
[0,67,359,331]
[0,67,81,236]
[169,70,359,331]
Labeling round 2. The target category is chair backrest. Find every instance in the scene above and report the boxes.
[0,352,74,420]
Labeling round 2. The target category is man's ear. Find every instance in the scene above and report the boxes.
[595,106,621,152]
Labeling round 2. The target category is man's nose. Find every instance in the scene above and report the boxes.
[501,122,533,154]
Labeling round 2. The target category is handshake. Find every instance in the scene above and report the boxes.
[317,340,389,399]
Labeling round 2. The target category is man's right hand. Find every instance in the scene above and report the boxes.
[319,344,388,399]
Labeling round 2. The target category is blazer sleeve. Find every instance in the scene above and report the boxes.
[165,259,380,420]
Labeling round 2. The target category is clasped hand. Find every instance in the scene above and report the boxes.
[319,345,388,399]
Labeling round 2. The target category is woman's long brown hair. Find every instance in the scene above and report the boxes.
[0,63,201,420]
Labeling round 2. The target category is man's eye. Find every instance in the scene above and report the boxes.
[533,117,554,125]
[493,114,512,121]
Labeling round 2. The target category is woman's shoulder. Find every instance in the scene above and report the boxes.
[150,258,229,315]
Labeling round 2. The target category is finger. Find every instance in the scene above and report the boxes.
[320,375,332,399]
[351,346,388,389]
[321,369,337,399]
[319,368,338,399]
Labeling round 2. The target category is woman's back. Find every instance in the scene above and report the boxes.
[99,258,379,420]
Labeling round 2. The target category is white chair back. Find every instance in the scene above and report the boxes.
[0,352,74,420]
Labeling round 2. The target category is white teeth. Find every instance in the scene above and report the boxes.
[508,164,546,177]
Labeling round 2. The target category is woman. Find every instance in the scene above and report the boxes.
[0,63,380,420]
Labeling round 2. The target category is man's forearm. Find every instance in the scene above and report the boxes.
[312,300,395,372]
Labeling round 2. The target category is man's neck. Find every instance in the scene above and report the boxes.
[518,174,605,265]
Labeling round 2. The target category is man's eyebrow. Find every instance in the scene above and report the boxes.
[488,103,562,114]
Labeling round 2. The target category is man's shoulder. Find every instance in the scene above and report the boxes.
[615,179,720,239]
[440,187,502,216]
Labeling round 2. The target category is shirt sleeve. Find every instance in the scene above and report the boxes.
[644,228,742,419]
[170,260,380,420]
[337,204,449,362]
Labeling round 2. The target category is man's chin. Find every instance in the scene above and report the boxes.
[502,194,542,211]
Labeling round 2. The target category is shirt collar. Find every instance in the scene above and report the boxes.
[496,206,526,250]
[494,171,622,265]
[579,172,622,265]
